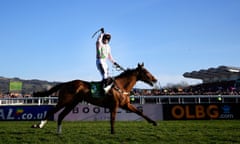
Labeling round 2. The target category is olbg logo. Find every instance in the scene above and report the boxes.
[171,105,219,119]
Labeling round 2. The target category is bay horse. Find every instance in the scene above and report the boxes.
[32,63,158,134]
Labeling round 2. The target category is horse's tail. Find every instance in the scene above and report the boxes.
[33,83,64,97]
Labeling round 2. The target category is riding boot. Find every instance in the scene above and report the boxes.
[103,78,113,94]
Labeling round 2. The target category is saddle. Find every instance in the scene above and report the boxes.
[90,77,114,98]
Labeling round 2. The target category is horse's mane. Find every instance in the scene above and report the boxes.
[115,68,137,79]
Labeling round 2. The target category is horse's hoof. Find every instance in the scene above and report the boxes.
[31,124,37,128]
[31,124,40,128]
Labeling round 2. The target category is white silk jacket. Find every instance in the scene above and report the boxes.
[96,33,114,63]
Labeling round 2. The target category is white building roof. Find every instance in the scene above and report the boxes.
[183,66,240,83]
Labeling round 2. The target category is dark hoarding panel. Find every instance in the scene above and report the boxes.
[163,103,240,120]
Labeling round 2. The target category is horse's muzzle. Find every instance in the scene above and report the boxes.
[152,79,158,87]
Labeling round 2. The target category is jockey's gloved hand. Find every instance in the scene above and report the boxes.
[114,62,125,71]
[100,28,104,33]
[114,62,120,67]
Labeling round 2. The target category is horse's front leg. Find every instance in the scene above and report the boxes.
[110,107,118,134]
[124,103,157,126]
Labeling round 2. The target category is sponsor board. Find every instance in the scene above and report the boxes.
[163,103,240,120]
[1,103,239,121]
[0,105,54,121]
[54,104,163,121]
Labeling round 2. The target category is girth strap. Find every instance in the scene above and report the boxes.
[113,85,130,95]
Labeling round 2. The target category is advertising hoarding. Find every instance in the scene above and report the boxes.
[0,105,54,121]
[54,104,163,121]
[163,103,240,120]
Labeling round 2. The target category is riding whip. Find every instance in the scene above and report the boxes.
[92,27,104,38]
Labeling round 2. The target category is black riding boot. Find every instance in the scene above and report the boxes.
[102,78,113,93]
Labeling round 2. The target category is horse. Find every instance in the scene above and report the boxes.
[31,63,158,134]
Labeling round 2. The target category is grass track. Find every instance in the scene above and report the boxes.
[0,120,239,144]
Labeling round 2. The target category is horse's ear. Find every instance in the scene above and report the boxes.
[137,63,141,68]
[138,63,144,67]
[137,62,144,69]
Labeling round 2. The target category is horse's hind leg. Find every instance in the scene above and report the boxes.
[123,103,157,126]
[31,104,64,128]
[57,101,79,134]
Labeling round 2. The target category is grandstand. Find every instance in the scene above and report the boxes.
[183,65,240,83]
[183,65,240,95]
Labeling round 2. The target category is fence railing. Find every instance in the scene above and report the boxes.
[0,95,239,105]
[0,97,58,106]
[131,95,240,104]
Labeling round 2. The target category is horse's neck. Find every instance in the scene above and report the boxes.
[115,72,137,92]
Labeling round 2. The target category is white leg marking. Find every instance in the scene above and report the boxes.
[57,125,62,134]
[39,120,47,128]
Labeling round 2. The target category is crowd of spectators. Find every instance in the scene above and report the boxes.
[133,80,240,96]
[0,93,31,98]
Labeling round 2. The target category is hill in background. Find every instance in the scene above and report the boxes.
[0,76,59,95]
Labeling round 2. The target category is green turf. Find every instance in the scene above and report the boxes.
[0,120,239,144]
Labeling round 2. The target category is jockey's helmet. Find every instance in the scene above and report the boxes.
[103,33,111,41]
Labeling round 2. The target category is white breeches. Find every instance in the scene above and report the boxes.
[96,59,109,79]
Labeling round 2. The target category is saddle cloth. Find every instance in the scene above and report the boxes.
[90,82,104,98]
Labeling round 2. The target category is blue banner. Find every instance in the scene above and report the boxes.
[0,105,54,121]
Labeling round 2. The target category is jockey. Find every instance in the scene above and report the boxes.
[96,28,118,93]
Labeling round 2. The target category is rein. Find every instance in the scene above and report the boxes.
[111,66,130,95]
